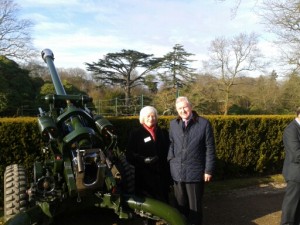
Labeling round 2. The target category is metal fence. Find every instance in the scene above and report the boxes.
[93,95,152,116]
[1,95,152,117]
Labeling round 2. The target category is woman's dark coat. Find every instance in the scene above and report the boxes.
[126,125,171,202]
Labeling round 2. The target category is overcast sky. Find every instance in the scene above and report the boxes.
[15,0,280,75]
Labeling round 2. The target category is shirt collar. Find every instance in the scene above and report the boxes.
[295,118,300,126]
[182,114,192,122]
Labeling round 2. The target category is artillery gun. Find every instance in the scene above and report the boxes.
[3,49,187,225]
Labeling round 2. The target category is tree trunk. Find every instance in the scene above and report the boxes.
[223,88,230,115]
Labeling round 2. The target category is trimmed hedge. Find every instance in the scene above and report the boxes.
[0,115,293,205]
[110,115,291,178]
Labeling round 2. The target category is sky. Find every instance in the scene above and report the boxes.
[15,0,280,75]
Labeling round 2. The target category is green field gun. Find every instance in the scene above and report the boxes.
[3,49,187,225]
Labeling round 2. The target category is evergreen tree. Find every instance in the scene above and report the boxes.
[85,49,162,107]
[0,56,36,116]
[159,44,197,96]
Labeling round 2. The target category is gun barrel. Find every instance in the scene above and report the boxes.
[125,195,188,225]
[41,49,66,95]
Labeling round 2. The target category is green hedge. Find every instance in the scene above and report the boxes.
[0,115,293,205]
[110,115,291,178]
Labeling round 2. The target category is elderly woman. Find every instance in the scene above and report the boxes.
[126,106,171,204]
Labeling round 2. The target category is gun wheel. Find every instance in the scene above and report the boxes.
[4,164,28,222]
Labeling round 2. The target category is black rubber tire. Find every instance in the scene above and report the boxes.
[4,164,28,222]
[115,154,135,194]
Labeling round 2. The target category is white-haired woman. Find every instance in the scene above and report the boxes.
[126,106,171,207]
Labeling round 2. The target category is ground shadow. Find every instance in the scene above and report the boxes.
[52,207,144,225]
[46,185,286,225]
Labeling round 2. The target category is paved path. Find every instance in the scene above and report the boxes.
[203,183,286,225]
[52,183,286,225]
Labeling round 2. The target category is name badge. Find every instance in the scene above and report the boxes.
[144,136,151,143]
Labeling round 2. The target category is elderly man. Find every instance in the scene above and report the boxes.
[168,96,216,225]
[281,106,300,225]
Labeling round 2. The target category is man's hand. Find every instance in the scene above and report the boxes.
[144,156,159,164]
[204,173,212,182]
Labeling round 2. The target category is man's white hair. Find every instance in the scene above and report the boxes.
[176,96,192,107]
[139,106,158,124]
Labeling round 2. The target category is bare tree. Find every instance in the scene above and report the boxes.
[260,0,300,70]
[0,0,36,60]
[280,71,300,112]
[57,68,91,93]
[153,87,177,115]
[204,32,265,115]
[215,0,243,18]
[249,70,281,113]
[188,73,223,115]
[21,60,48,78]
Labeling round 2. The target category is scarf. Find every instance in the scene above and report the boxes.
[143,124,156,141]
